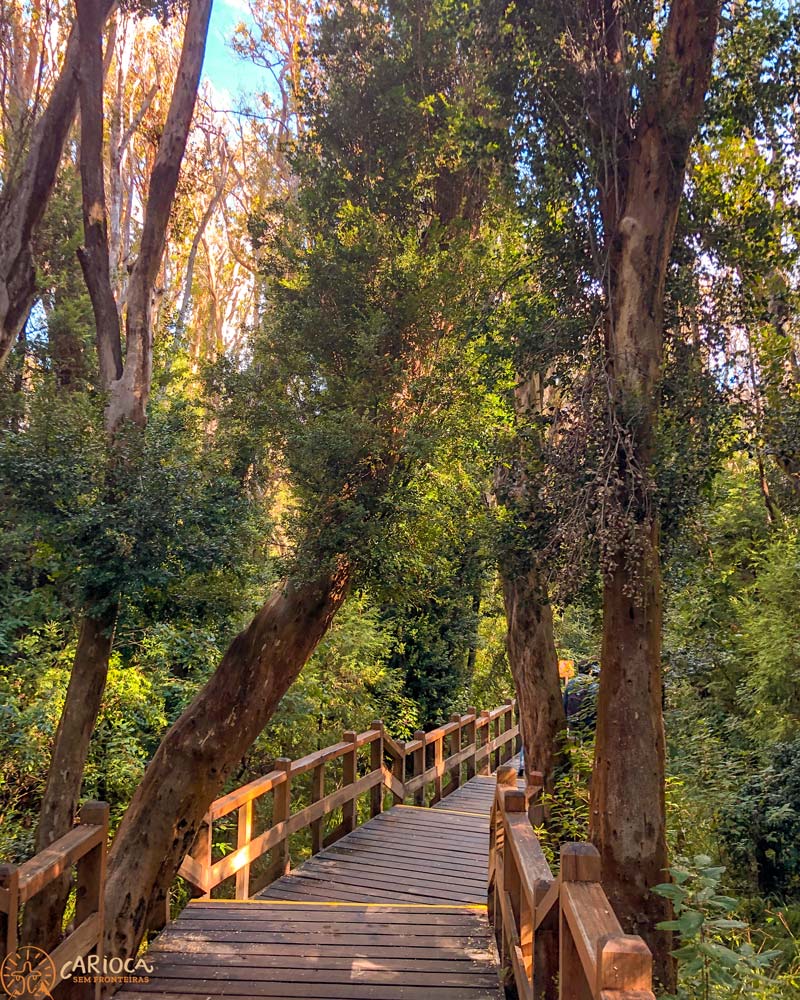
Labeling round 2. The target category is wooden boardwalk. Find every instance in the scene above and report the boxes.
[120,775,505,999]
[2,703,661,1000]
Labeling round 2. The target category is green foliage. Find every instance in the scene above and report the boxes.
[654,856,782,1000]
[0,625,167,859]
[534,737,593,865]
[718,741,800,897]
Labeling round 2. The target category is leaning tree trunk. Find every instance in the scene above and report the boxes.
[104,565,350,961]
[501,564,567,791]
[22,611,116,951]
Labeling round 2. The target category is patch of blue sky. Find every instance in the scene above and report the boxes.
[202,0,272,106]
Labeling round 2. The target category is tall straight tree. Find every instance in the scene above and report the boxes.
[589,0,720,983]
[500,0,722,983]
[23,0,213,951]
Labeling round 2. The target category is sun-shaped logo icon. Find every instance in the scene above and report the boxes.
[0,946,57,998]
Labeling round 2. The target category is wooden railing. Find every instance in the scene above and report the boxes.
[176,700,519,902]
[0,801,108,999]
[489,767,656,1000]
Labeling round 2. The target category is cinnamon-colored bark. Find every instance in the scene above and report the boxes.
[106,0,213,432]
[0,0,116,368]
[587,0,721,987]
[21,612,115,951]
[104,566,351,961]
[75,0,123,389]
[501,565,567,791]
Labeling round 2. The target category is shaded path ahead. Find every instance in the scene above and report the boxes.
[119,775,506,999]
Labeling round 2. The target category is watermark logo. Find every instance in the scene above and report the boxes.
[0,946,56,998]
[0,948,153,996]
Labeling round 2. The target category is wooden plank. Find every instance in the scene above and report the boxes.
[504,812,554,908]
[370,722,384,818]
[381,766,405,802]
[285,855,487,891]
[122,989,501,1000]
[121,981,502,998]
[181,907,488,927]
[316,848,488,881]
[299,854,488,888]
[151,929,494,949]
[147,951,491,973]
[561,882,623,992]
[143,964,499,987]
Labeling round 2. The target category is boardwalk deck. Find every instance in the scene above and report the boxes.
[119,769,511,1000]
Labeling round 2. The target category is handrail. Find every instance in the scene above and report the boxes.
[488,768,656,1000]
[0,801,109,999]
[175,700,519,907]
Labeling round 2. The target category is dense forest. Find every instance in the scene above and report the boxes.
[0,0,799,996]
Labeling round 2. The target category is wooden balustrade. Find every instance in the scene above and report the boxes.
[488,771,656,1000]
[177,700,519,901]
[0,801,109,999]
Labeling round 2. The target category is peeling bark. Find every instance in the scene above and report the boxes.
[586,0,721,987]
[501,564,567,790]
[0,2,114,367]
[106,0,213,432]
[21,612,116,951]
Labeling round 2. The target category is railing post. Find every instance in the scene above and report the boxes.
[0,864,20,960]
[413,730,425,806]
[465,706,477,780]
[391,741,405,806]
[449,713,462,792]
[311,761,325,854]
[503,701,514,763]
[528,770,545,826]
[236,798,254,899]
[596,934,653,996]
[433,733,444,803]
[559,844,601,1000]
[479,711,491,774]
[270,758,292,880]
[75,801,109,999]
[342,732,358,833]
[189,816,213,899]
[370,721,384,817]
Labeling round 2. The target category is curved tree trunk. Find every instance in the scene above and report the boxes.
[22,611,116,950]
[501,565,567,791]
[103,565,350,962]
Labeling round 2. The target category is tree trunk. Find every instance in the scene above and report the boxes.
[501,564,568,791]
[104,565,350,962]
[577,0,720,986]
[106,0,213,432]
[0,0,114,367]
[592,544,672,985]
[22,611,116,951]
